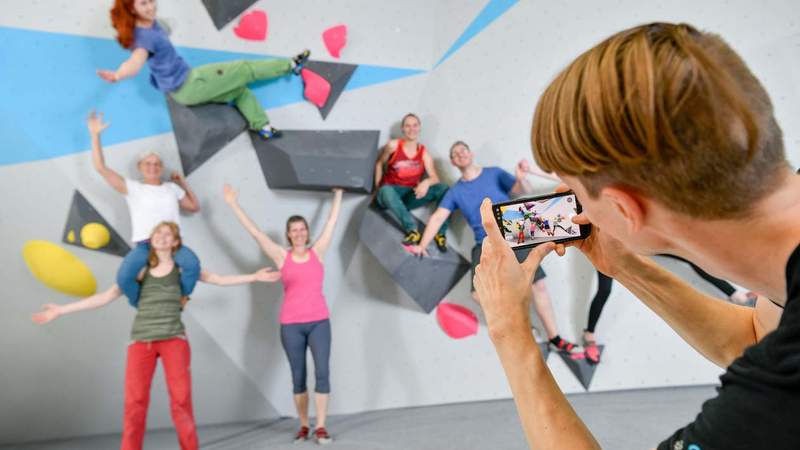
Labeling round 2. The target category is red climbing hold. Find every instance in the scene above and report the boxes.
[301,68,331,108]
[233,10,267,41]
[436,302,478,339]
[322,25,347,58]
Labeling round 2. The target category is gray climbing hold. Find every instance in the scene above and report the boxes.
[303,60,358,120]
[166,96,247,176]
[250,129,380,193]
[359,206,470,313]
[556,345,604,390]
[201,0,259,30]
[62,191,131,257]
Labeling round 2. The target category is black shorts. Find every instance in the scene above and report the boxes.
[470,244,546,292]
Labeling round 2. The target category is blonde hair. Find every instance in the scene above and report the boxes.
[532,22,787,218]
[147,221,183,267]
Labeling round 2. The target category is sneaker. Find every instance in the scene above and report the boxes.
[293,426,310,443]
[257,126,282,141]
[583,339,601,364]
[292,49,311,75]
[401,230,421,245]
[550,336,579,354]
[314,427,333,445]
[433,233,448,252]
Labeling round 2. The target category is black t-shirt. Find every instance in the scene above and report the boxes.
[658,244,800,450]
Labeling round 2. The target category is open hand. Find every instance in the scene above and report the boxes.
[87,110,110,135]
[408,244,428,258]
[32,304,61,325]
[223,184,238,205]
[254,267,281,283]
[97,69,118,83]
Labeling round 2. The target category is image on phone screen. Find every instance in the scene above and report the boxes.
[492,191,590,250]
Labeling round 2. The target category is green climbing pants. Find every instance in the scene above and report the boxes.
[171,59,292,130]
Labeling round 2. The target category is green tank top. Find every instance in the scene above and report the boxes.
[130,265,185,342]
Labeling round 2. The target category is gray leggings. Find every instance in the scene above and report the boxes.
[280,319,331,394]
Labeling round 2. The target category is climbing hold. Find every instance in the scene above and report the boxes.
[436,302,478,339]
[301,68,332,108]
[23,240,97,297]
[233,9,267,41]
[80,223,111,250]
[322,25,347,58]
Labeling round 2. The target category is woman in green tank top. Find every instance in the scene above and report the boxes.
[32,221,280,450]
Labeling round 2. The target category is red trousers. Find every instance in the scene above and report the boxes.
[121,337,198,450]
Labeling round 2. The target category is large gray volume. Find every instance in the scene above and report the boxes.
[250,130,380,193]
[359,206,470,313]
[166,97,247,176]
[62,191,131,257]
[201,0,259,30]
[303,60,358,120]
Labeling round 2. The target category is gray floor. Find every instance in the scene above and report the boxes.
[2,385,713,450]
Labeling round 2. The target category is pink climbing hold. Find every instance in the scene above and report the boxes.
[436,302,478,339]
[322,25,347,58]
[233,10,267,41]
[301,68,331,108]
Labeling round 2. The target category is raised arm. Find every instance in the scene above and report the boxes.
[32,285,123,325]
[171,172,200,213]
[200,267,281,286]
[223,184,286,267]
[88,111,127,194]
[312,189,344,258]
[410,207,452,257]
[510,159,529,196]
[97,48,149,83]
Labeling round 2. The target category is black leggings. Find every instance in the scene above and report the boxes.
[280,319,331,394]
[585,259,737,333]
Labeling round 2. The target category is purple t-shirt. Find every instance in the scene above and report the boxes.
[439,167,516,244]
[133,21,190,92]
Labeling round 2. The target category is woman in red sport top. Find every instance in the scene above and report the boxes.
[223,185,343,446]
[373,113,450,250]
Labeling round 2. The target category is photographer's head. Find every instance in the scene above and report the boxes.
[532,22,790,254]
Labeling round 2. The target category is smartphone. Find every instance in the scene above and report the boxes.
[492,191,590,250]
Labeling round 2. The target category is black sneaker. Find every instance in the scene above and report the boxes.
[257,126,282,140]
[433,233,447,252]
[401,230,421,245]
[292,49,311,75]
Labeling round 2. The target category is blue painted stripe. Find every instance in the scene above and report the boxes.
[0,26,425,165]
[434,0,518,68]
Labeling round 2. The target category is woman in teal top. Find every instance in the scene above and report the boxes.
[33,221,279,450]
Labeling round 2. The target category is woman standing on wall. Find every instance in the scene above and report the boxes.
[99,0,310,140]
[223,185,343,445]
[32,222,280,450]
[88,111,201,308]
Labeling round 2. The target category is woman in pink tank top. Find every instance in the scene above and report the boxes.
[223,185,343,445]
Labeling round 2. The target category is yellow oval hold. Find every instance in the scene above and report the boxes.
[67,230,76,243]
[22,240,97,297]
[80,222,111,249]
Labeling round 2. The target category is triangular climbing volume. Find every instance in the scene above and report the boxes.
[62,191,130,257]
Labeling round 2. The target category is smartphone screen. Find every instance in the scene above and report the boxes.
[492,191,590,250]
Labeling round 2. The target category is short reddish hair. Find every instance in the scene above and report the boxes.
[532,23,788,218]
[111,0,137,49]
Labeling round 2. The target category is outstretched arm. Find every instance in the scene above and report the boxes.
[32,285,123,324]
[200,268,280,286]
[223,184,286,267]
[410,207,452,257]
[312,189,344,258]
[88,111,127,194]
[97,48,148,83]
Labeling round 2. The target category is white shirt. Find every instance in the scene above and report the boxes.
[125,178,186,242]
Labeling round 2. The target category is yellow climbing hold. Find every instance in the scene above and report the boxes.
[80,222,110,249]
[67,230,76,243]
[22,240,97,297]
